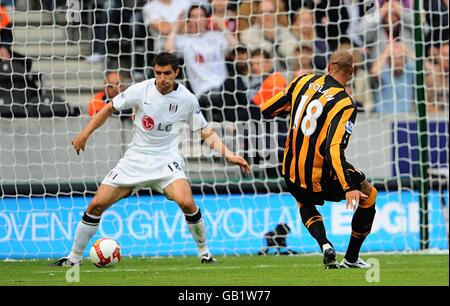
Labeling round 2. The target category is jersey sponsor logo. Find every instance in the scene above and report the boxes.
[157,123,172,132]
[345,121,354,134]
[142,115,155,130]
[195,53,205,63]
[169,104,178,113]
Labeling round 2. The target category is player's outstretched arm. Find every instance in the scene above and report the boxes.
[200,126,251,174]
[71,103,115,155]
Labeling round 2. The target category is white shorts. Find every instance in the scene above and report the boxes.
[101,150,188,194]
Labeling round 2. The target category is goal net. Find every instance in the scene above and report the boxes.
[0,0,448,259]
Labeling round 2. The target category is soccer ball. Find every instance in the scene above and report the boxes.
[89,238,121,268]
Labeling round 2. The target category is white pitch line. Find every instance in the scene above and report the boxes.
[34,264,279,274]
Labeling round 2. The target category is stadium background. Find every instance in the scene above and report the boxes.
[0,0,448,260]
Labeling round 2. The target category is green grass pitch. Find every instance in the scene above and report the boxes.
[0,254,447,286]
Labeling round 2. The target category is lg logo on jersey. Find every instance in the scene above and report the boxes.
[142,115,155,130]
[141,115,172,132]
[157,123,173,132]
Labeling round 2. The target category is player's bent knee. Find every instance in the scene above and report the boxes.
[360,185,377,208]
[176,198,197,213]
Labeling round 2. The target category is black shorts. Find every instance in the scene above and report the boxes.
[284,164,366,206]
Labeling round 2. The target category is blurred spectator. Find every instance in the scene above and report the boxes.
[378,0,411,8]
[209,46,253,122]
[208,0,238,33]
[128,0,149,81]
[424,0,449,51]
[165,4,238,120]
[0,0,12,6]
[86,0,111,63]
[222,46,250,121]
[247,49,287,107]
[237,0,256,32]
[343,0,366,48]
[1,4,67,117]
[247,49,288,179]
[311,0,349,53]
[238,0,288,32]
[88,71,132,117]
[369,41,415,113]
[282,0,303,21]
[85,1,102,63]
[142,0,193,53]
[363,0,414,62]
[0,3,12,61]
[426,43,449,112]
[289,8,315,44]
[340,41,374,112]
[287,43,315,81]
[239,0,296,70]
[288,8,327,70]
[86,0,136,65]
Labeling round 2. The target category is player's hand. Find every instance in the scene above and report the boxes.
[345,190,368,211]
[175,11,186,33]
[71,132,88,155]
[211,17,227,31]
[379,1,390,18]
[226,155,251,174]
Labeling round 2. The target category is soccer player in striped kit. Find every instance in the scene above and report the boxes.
[262,49,377,269]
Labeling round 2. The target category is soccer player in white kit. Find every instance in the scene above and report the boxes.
[52,52,250,266]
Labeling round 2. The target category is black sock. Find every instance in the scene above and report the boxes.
[299,205,332,251]
[345,205,376,263]
[184,208,202,224]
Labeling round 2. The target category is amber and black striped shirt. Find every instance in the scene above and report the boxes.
[261,74,358,193]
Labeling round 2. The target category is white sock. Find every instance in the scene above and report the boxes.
[185,209,209,256]
[68,212,101,263]
[322,243,332,253]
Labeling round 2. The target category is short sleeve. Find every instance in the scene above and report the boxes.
[213,31,228,51]
[142,3,157,26]
[188,98,208,131]
[174,35,188,55]
[112,84,141,111]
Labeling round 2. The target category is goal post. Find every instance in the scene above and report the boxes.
[413,0,430,250]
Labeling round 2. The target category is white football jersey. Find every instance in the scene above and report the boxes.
[112,79,208,155]
[175,31,229,96]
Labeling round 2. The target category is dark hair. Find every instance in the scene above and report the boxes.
[104,70,127,80]
[250,48,272,59]
[295,43,313,54]
[187,4,210,19]
[152,52,179,71]
[235,46,249,55]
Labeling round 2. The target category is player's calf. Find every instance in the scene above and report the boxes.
[299,204,333,252]
[344,182,377,263]
[86,201,107,216]
[184,206,217,263]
